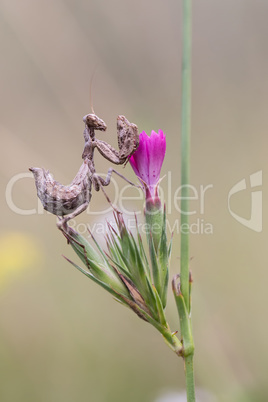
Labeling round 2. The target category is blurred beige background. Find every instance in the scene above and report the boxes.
[1,1,267,401]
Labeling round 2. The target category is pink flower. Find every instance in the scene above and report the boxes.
[129,130,166,204]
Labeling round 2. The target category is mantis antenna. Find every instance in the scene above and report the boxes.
[89,68,97,115]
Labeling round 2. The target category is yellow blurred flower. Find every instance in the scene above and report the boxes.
[0,232,41,289]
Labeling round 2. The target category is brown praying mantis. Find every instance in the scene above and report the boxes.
[30,113,139,231]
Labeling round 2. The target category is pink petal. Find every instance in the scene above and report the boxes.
[129,129,166,199]
[147,130,166,186]
[129,131,150,183]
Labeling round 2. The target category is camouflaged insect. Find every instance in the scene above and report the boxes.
[30,113,139,230]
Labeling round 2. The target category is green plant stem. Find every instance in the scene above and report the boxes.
[180,0,192,313]
[185,354,195,402]
[180,1,196,401]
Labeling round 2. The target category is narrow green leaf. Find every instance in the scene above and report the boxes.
[105,253,133,281]
[143,276,159,321]
[168,233,173,259]
[161,269,169,309]
[135,216,151,279]
[106,233,129,269]
[172,285,194,357]
[63,256,130,305]
[157,205,169,307]
[67,231,130,297]
[129,232,149,288]
[67,229,103,265]
[148,232,161,298]
[152,285,168,328]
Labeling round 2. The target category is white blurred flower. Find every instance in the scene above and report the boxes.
[154,388,217,402]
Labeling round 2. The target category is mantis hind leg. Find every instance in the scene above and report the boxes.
[91,172,119,212]
[57,200,90,232]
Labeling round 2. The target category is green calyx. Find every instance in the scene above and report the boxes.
[146,204,171,308]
